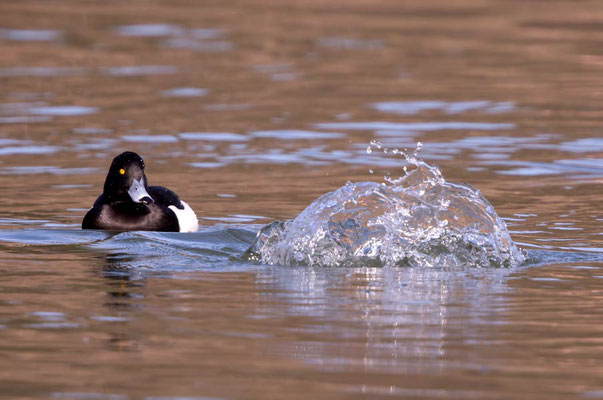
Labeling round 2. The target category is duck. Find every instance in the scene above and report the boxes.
[82,151,199,232]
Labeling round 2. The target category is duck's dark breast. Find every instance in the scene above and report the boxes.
[83,203,179,232]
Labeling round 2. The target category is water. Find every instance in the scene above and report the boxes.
[247,143,525,268]
[1,0,603,399]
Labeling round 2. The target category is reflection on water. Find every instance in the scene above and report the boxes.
[1,0,603,398]
[0,226,602,399]
[121,135,178,143]
[315,121,516,131]
[113,24,184,38]
[256,265,514,373]
[371,100,515,115]
[100,65,179,77]
[0,28,62,42]
[251,130,347,140]
[113,23,232,52]
[160,87,208,98]
[29,106,98,116]
[179,132,247,141]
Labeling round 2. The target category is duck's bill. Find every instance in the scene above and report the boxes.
[128,178,154,205]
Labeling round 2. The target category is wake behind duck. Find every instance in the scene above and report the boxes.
[246,142,525,268]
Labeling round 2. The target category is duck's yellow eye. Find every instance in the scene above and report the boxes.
[119,168,126,175]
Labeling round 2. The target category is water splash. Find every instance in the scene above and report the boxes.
[246,142,525,268]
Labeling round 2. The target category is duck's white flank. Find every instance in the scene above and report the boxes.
[169,200,199,232]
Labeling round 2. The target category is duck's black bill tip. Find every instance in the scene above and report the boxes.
[140,196,154,205]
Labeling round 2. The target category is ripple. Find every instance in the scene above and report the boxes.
[490,159,603,176]
[113,24,183,37]
[497,166,562,176]
[29,106,98,116]
[161,38,233,52]
[31,311,66,320]
[0,229,110,245]
[0,66,87,77]
[160,87,208,97]
[0,166,99,175]
[315,121,515,131]
[252,64,298,81]
[0,101,45,113]
[86,227,258,271]
[122,135,178,143]
[251,130,346,140]
[51,393,128,400]
[222,152,311,164]
[179,132,248,141]
[203,215,263,223]
[72,127,113,135]
[113,24,223,40]
[0,28,61,41]
[145,397,225,400]
[558,138,603,153]
[0,116,52,124]
[190,146,412,167]
[189,28,224,39]
[0,139,29,146]
[374,129,420,137]
[317,36,383,50]
[557,158,603,169]
[470,152,510,160]
[205,104,252,111]
[74,138,119,151]
[366,134,555,160]
[24,322,81,329]
[0,145,61,156]
[113,23,231,52]
[90,316,130,322]
[189,162,226,169]
[371,100,515,115]
[0,218,51,226]
[101,65,179,77]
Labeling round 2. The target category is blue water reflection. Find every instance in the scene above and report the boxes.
[160,88,208,97]
[372,100,515,115]
[0,28,61,41]
[251,130,346,140]
[101,66,179,77]
[179,132,248,141]
[29,106,98,116]
[315,121,515,131]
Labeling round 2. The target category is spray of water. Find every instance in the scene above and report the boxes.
[246,142,525,268]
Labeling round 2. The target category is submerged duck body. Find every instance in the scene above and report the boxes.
[82,151,198,232]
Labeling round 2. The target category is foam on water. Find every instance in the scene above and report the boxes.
[246,142,525,268]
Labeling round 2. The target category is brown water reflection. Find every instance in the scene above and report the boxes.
[1,0,602,399]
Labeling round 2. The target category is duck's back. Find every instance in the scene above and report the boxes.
[149,186,199,233]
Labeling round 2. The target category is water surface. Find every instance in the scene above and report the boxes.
[1,0,602,399]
